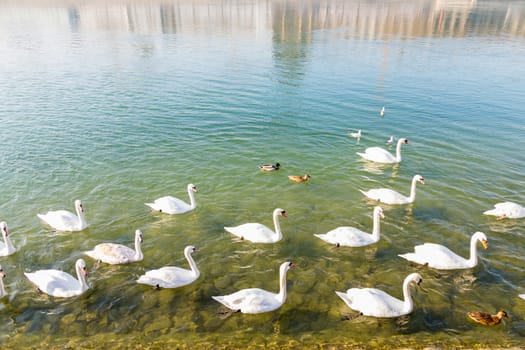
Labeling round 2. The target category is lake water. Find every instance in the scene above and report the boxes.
[1,0,525,348]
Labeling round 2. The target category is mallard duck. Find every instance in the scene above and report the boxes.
[467,310,507,326]
[259,163,280,171]
[288,174,311,182]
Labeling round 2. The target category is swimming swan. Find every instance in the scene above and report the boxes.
[483,202,525,219]
[37,199,87,232]
[335,272,423,318]
[314,206,384,247]
[137,245,199,289]
[224,208,287,243]
[212,261,295,314]
[357,138,409,163]
[360,175,425,205]
[145,184,198,214]
[85,229,143,264]
[398,231,488,270]
[0,222,16,256]
[24,259,91,298]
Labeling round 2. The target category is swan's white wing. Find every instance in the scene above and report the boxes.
[38,210,79,231]
[341,288,405,317]
[86,243,136,264]
[400,243,467,269]
[357,147,396,163]
[483,202,525,218]
[519,294,525,300]
[361,189,407,205]
[146,196,191,214]
[213,288,279,313]
[137,266,196,288]
[315,227,375,247]
[25,270,83,298]
[225,223,279,243]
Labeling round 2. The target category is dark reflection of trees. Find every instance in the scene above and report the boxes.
[271,1,316,86]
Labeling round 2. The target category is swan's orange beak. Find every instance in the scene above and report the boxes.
[82,267,88,276]
[281,211,287,218]
[482,240,488,249]
[420,178,426,185]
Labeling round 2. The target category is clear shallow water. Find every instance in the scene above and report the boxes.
[1,0,525,348]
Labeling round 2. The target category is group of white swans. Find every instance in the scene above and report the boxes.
[1,136,524,317]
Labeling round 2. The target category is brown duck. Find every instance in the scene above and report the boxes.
[467,310,508,326]
[288,174,311,182]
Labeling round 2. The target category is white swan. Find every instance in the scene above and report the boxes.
[519,294,525,300]
[137,245,199,289]
[212,261,295,314]
[335,272,423,318]
[314,206,384,247]
[145,184,198,214]
[37,199,87,232]
[224,208,287,243]
[24,259,91,298]
[350,130,362,138]
[360,174,425,205]
[0,266,6,298]
[398,231,488,270]
[380,106,385,117]
[386,136,394,145]
[357,138,409,164]
[85,229,144,264]
[483,202,525,219]
[0,222,16,257]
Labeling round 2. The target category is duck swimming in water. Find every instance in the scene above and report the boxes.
[288,174,311,182]
[467,310,508,326]
[259,163,280,171]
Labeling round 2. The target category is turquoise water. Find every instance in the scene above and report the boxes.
[1,0,525,348]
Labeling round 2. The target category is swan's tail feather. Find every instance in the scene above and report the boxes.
[84,250,96,259]
[483,209,498,216]
[212,295,229,307]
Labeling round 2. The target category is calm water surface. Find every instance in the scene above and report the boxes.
[1,0,525,348]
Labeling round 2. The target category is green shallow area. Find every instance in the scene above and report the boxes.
[1,0,525,348]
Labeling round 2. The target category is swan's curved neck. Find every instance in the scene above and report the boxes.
[468,235,480,267]
[187,189,197,209]
[407,177,419,203]
[185,251,200,278]
[76,205,87,229]
[273,212,283,240]
[134,235,143,261]
[371,212,382,240]
[76,265,90,292]
[401,278,415,314]
[0,278,6,298]
[395,140,404,162]
[3,234,15,254]
[276,266,289,303]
